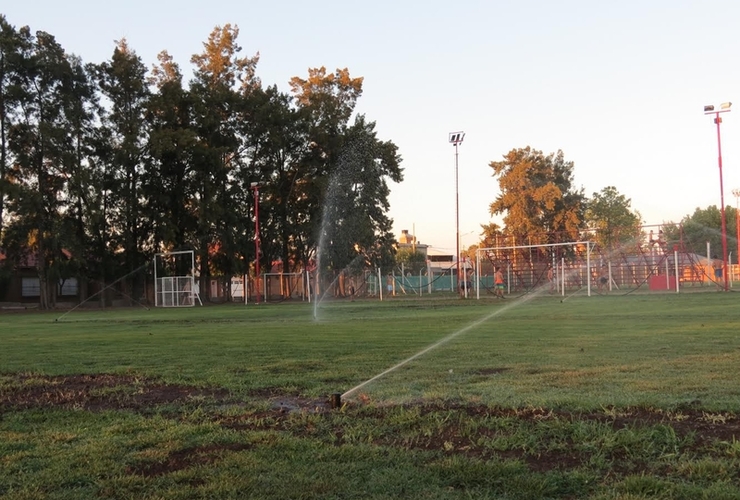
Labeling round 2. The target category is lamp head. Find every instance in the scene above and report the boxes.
[448,131,465,145]
[704,105,715,112]
[721,102,732,110]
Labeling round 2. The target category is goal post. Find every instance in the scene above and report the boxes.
[475,241,595,299]
[153,250,202,307]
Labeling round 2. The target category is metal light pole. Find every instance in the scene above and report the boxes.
[704,103,732,291]
[251,182,261,304]
[733,188,740,283]
[449,131,465,296]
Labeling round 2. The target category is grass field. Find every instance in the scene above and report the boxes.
[2,292,740,499]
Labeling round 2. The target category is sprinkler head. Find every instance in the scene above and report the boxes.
[329,393,342,409]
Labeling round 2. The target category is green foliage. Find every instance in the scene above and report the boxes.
[0,15,402,305]
[396,248,427,274]
[663,205,739,261]
[585,186,643,249]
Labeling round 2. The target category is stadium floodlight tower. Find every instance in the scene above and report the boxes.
[251,182,261,304]
[449,131,465,296]
[704,102,732,291]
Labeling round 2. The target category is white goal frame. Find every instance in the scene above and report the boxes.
[475,241,595,299]
[154,250,202,307]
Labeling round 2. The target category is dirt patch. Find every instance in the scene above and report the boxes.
[4,376,740,476]
[0,373,230,412]
[218,401,740,474]
[127,443,251,477]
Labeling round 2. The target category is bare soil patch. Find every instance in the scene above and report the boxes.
[3,376,739,476]
[127,443,251,477]
[0,373,229,412]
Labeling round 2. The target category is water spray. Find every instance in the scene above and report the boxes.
[340,292,542,401]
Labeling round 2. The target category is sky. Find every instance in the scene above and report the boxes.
[4,1,740,254]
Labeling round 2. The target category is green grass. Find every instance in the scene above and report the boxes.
[1,292,740,499]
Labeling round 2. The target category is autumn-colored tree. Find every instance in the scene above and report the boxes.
[585,186,642,250]
[479,222,504,249]
[489,147,585,244]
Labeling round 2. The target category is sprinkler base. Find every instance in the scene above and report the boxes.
[329,393,342,409]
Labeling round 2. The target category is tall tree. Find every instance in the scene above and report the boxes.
[318,115,402,275]
[6,28,74,308]
[145,50,197,252]
[242,84,309,275]
[95,39,151,301]
[189,24,259,299]
[288,67,366,270]
[489,147,585,244]
[585,186,643,250]
[0,15,22,239]
[56,55,100,300]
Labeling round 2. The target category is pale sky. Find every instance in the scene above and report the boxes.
[4,1,740,253]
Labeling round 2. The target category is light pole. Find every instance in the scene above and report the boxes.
[449,131,465,296]
[704,102,732,291]
[251,182,261,304]
[733,188,740,283]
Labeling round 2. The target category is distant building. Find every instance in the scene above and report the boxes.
[396,230,469,275]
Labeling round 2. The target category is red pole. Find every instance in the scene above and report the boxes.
[715,114,729,292]
[252,183,261,304]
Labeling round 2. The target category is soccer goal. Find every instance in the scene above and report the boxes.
[153,250,202,307]
[475,240,596,299]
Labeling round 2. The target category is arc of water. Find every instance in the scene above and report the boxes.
[341,292,540,400]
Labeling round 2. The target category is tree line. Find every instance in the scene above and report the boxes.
[0,17,403,307]
[472,146,735,264]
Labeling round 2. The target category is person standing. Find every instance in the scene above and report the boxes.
[494,267,505,299]
[597,265,608,292]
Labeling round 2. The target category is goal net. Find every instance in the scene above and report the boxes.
[475,241,596,298]
[153,250,201,307]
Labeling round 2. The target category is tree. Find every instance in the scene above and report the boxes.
[489,147,585,244]
[189,24,259,300]
[289,67,362,145]
[243,84,309,274]
[317,115,402,276]
[0,15,22,239]
[479,222,504,249]
[395,248,426,274]
[56,55,100,301]
[289,67,401,277]
[585,186,643,250]
[95,39,151,301]
[5,28,75,308]
[663,205,738,260]
[145,50,198,252]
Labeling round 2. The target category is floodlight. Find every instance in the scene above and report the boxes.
[250,182,259,188]
[704,105,715,112]
[448,131,465,145]
[721,102,732,110]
